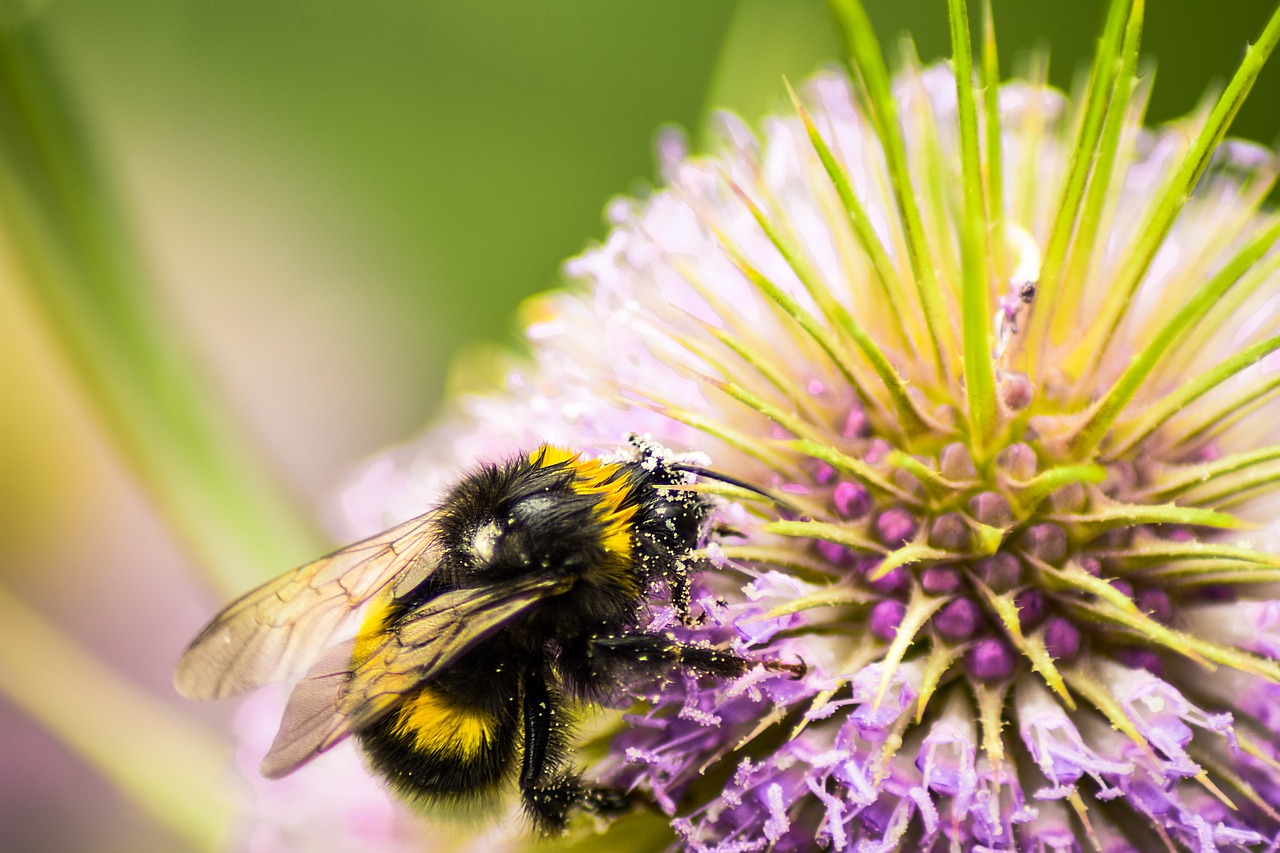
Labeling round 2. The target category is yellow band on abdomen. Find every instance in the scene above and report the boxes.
[391,685,498,759]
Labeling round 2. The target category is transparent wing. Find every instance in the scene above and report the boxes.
[174,511,441,701]
[259,574,568,778]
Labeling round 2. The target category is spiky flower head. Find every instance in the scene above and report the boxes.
[328,2,1280,851]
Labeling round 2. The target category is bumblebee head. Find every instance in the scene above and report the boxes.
[466,490,608,582]
[430,451,633,596]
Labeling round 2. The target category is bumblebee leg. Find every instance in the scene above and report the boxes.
[591,632,749,679]
[519,669,630,833]
[668,557,693,624]
[519,668,556,791]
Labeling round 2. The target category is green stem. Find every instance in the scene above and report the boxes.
[786,79,913,354]
[828,0,954,383]
[0,586,233,850]
[1055,0,1145,343]
[1147,443,1280,499]
[948,0,997,457]
[1071,216,1280,458]
[723,176,934,439]
[0,12,319,596]
[980,0,1004,233]
[1068,2,1280,373]
[1025,0,1134,368]
[1167,370,1280,458]
[1110,332,1280,456]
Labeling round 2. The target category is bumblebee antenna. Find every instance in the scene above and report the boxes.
[669,463,806,518]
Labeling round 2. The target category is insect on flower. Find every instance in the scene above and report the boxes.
[174,439,792,833]
[179,1,1280,847]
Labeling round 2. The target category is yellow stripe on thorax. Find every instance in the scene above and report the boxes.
[533,446,639,592]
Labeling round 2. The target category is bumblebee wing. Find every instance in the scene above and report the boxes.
[174,512,441,700]
[259,574,566,778]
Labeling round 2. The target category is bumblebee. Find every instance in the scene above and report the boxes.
[175,440,750,832]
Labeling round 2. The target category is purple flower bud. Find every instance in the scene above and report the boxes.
[1042,616,1082,661]
[921,564,961,594]
[1116,647,1162,675]
[968,491,1013,528]
[934,597,981,641]
[865,438,891,463]
[999,371,1033,411]
[928,512,969,551]
[1137,588,1173,624]
[996,443,1038,481]
[1078,555,1101,576]
[892,467,925,499]
[1019,523,1067,564]
[976,552,1022,592]
[810,460,837,486]
[1199,585,1237,603]
[875,508,918,547]
[842,405,868,438]
[807,378,827,396]
[1050,481,1086,513]
[1015,588,1046,630]
[1110,579,1134,600]
[832,480,870,519]
[864,563,907,594]
[814,539,856,568]
[965,637,1015,682]
[870,599,907,641]
[853,555,906,593]
[939,442,976,481]
[1182,444,1220,463]
[1091,528,1131,549]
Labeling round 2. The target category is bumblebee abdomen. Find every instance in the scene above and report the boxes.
[358,681,519,804]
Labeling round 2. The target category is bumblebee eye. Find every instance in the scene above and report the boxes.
[470,518,533,571]
[472,520,503,564]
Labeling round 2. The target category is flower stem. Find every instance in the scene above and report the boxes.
[1054,0,1146,347]
[0,586,234,850]
[786,79,913,355]
[980,0,1003,233]
[1067,1,1280,376]
[948,0,998,458]
[1109,331,1280,456]
[0,10,320,595]
[1071,216,1280,458]
[1025,0,1134,372]
[828,0,955,385]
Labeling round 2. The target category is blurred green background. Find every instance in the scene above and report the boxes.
[1,1,1277,850]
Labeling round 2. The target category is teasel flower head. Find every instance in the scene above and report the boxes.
[332,1,1280,850]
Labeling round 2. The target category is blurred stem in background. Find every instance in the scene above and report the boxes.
[0,6,318,849]
[0,7,320,600]
[0,588,233,849]
[698,0,841,147]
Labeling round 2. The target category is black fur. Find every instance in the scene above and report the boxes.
[356,444,748,833]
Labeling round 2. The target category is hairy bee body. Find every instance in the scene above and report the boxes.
[176,441,747,832]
